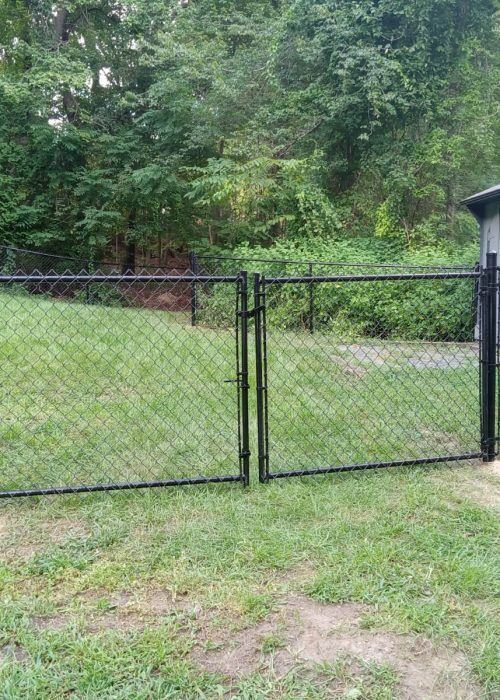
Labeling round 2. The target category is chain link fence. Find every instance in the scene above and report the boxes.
[252,267,483,480]
[0,246,493,497]
[0,246,249,496]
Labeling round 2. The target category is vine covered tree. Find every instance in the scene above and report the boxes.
[0,0,498,261]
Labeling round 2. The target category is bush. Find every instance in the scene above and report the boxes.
[73,283,127,308]
[0,283,31,299]
[196,282,236,329]
[195,238,479,341]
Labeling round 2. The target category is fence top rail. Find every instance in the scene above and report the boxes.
[195,252,474,271]
[1,245,112,266]
[0,273,240,284]
[0,245,181,271]
[263,271,480,284]
[2,245,475,273]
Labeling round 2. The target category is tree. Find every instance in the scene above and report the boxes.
[0,0,498,258]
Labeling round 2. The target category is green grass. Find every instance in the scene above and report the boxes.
[0,293,240,488]
[264,329,479,471]
[0,293,498,698]
[0,292,480,489]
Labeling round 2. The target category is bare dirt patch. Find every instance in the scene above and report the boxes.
[463,476,500,510]
[0,512,9,537]
[50,586,204,632]
[32,614,70,632]
[29,585,205,634]
[0,643,29,664]
[435,462,500,510]
[329,355,368,379]
[488,460,500,478]
[193,594,480,699]
[2,517,89,562]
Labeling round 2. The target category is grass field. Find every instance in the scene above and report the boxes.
[0,293,498,698]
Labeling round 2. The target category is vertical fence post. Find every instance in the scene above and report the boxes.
[254,273,268,482]
[84,258,90,304]
[481,251,497,462]
[239,271,250,486]
[473,261,480,337]
[307,262,314,333]
[189,251,198,326]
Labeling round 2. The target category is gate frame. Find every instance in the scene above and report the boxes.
[0,271,249,497]
[1,258,497,496]
[253,264,493,483]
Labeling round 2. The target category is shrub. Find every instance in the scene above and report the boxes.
[195,238,479,341]
[73,283,127,308]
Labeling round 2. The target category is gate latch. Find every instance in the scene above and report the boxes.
[237,305,264,319]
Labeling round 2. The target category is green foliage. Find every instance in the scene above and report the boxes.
[200,238,479,339]
[74,210,123,253]
[73,284,127,308]
[186,152,340,244]
[0,0,498,256]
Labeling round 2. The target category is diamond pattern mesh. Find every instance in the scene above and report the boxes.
[0,247,244,495]
[253,263,482,478]
[0,247,487,496]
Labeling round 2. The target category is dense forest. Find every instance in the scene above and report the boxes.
[0,0,499,267]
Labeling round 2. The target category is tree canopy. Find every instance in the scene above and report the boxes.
[0,0,498,261]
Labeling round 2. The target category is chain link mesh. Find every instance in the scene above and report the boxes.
[0,247,244,495]
[253,263,482,478]
[0,247,487,496]
[192,253,484,478]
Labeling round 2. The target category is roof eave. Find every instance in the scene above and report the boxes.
[461,185,500,214]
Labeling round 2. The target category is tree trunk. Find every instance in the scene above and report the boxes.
[53,8,79,123]
[122,211,136,274]
[53,8,69,45]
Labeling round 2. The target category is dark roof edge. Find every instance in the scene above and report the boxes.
[461,184,500,207]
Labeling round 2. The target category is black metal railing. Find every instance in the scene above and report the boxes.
[189,250,474,331]
[252,262,488,481]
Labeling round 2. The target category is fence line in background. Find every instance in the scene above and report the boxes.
[188,250,478,330]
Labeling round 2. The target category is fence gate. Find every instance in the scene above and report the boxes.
[0,269,249,496]
[1,248,498,497]
[254,261,495,482]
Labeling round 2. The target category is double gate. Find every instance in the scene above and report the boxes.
[0,254,496,497]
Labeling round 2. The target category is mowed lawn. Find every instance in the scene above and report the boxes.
[0,293,498,698]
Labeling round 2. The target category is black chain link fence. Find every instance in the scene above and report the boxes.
[0,246,249,496]
[0,246,494,497]
[253,267,483,480]
[192,252,487,478]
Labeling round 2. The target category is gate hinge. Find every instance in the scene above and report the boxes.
[237,305,264,319]
[239,450,251,459]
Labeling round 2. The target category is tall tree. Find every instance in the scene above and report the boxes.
[0,0,498,258]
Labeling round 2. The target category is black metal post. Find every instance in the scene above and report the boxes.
[481,251,497,462]
[472,261,480,334]
[307,262,314,333]
[84,260,91,304]
[189,251,198,326]
[254,273,269,482]
[239,271,250,486]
